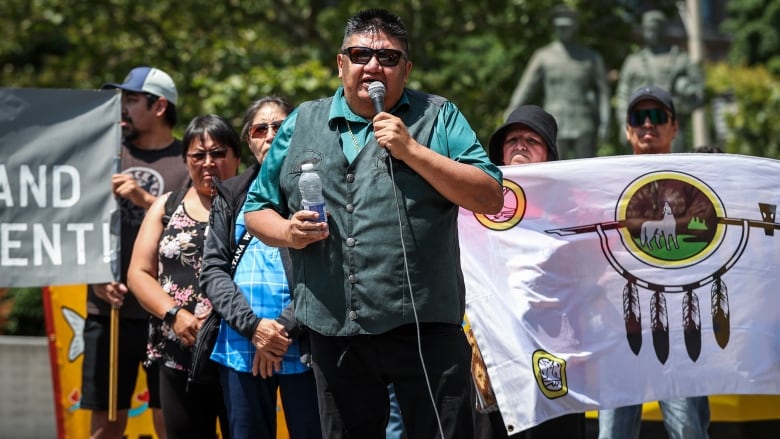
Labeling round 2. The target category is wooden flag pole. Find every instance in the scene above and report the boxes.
[107,148,123,422]
[108,305,119,421]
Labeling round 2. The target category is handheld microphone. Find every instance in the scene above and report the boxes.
[368,81,385,114]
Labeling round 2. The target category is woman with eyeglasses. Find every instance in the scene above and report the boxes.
[199,97,323,438]
[128,114,240,438]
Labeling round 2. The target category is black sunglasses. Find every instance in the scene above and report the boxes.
[187,148,229,163]
[628,108,670,127]
[341,46,407,67]
[250,121,284,139]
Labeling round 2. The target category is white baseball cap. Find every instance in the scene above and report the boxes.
[103,66,178,106]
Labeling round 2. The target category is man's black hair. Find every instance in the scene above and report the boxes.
[141,92,177,127]
[342,9,409,56]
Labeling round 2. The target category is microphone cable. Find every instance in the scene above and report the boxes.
[385,153,446,438]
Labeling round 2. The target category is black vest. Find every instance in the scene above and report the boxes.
[280,91,467,335]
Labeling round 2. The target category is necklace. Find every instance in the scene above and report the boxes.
[344,118,364,152]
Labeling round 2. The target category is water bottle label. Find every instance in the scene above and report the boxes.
[302,202,327,223]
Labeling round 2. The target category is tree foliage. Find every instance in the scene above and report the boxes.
[0,288,45,336]
[3,1,780,334]
[0,0,645,158]
[1,1,779,165]
[721,0,780,75]
[706,63,780,157]
[712,0,780,157]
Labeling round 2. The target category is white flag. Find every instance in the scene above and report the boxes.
[460,153,780,434]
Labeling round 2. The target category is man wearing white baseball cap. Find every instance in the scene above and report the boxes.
[82,66,190,439]
[104,66,179,106]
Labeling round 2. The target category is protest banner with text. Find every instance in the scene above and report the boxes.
[0,88,120,287]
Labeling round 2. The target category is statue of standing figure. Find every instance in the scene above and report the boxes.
[504,5,610,159]
[615,9,705,153]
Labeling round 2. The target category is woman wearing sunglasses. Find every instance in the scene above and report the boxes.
[128,114,240,438]
[244,97,290,165]
[200,97,323,438]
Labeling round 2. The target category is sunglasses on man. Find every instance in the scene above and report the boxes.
[249,121,284,139]
[341,46,407,67]
[628,108,671,127]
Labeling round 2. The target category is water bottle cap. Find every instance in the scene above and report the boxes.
[301,163,314,172]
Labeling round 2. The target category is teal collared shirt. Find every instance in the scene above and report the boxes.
[245,87,501,213]
[245,86,501,336]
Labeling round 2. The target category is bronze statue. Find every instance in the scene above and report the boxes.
[504,6,610,159]
[615,9,705,153]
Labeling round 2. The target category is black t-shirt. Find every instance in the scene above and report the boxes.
[87,139,190,319]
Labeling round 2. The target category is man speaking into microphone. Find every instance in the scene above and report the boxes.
[243,8,503,438]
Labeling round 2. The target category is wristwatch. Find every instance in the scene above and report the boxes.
[163,305,181,325]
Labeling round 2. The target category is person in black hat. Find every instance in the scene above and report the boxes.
[82,66,190,439]
[472,105,586,439]
[488,104,559,165]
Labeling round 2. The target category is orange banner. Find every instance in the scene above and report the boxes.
[43,284,289,438]
[44,285,162,439]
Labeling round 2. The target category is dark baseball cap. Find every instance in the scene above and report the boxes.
[103,66,178,106]
[488,105,559,164]
[627,85,675,120]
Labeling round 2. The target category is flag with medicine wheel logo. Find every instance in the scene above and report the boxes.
[460,154,780,434]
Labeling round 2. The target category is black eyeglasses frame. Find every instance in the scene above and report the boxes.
[340,46,407,67]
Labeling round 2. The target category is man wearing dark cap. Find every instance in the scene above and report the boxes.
[82,66,190,439]
[472,105,586,438]
[598,85,710,439]
[615,9,704,153]
[623,85,678,155]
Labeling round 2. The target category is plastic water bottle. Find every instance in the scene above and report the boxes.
[298,163,327,222]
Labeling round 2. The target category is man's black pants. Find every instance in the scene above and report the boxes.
[310,323,475,438]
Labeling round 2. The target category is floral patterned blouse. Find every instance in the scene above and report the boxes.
[146,199,212,371]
